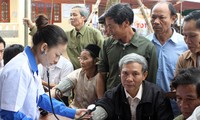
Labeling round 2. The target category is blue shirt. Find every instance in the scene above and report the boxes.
[146,29,188,92]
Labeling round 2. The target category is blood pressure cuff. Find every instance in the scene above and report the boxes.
[55,79,74,95]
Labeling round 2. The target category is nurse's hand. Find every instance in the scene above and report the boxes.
[75,109,91,119]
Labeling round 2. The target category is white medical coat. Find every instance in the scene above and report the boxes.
[0,48,44,120]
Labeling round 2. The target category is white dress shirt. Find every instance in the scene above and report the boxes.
[124,85,143,120]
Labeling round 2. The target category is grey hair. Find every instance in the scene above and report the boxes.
[119,53,148,73]
[72,6,89,21]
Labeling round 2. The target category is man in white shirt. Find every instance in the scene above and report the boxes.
[39,56,74,88]
[38,55,74,106]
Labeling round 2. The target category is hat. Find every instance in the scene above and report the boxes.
[84,44,100,58]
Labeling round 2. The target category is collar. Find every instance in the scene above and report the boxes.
[73,25,87,37]
[112,32,140,48]
[152,28,179,44]
[182,50,197,61]
[170,28,179,44]
[25,46,38,75]
[175,114,184,120]
[185,51,193,60]
[124,84,143,100]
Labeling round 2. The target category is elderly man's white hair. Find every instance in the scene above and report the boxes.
[72,6,89,22]
[119,53,148,73]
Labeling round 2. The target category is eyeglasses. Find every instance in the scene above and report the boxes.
[78,56,88,62]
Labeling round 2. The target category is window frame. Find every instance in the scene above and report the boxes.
[0,0,10,22]
[31,1,61,23]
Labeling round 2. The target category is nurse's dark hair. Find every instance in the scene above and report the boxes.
[184,10,200,29]
[35,14,49,30]
[172,68,200,97]
[32,24,68,47]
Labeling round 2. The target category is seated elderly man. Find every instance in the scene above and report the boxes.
[92,53,174,120]
[172,68,200,120]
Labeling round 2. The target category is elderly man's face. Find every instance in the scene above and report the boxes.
[183,20,200,53]
[120,62,147,97]
[176,84,200,119]
[70,8,86,28]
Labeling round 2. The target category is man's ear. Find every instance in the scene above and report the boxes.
[123,19,130,27]
[143,71,148,81]
[82,16,87,21]
[94,57,100,65]
[171,15,177,24]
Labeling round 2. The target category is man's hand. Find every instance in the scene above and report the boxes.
[23,18,34,29]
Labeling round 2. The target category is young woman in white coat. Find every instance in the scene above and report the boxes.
[0,25,87,120]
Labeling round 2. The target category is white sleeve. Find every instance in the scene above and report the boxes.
[60,58,74,82]
[0,67,30,112]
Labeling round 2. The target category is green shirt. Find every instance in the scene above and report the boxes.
[174,114,184,120]
[66,25,103,69]
[98,32,158,90]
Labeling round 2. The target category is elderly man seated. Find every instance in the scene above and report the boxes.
[91,53,174,120]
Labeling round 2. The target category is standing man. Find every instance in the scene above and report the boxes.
[0,37,5,69]
[97,3,157,98]
[146,2,188,116]
[67,6,103,69]
[24,6,104,70]
[147,2,187,92]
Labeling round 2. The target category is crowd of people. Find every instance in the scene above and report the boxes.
[0,1,200,120]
